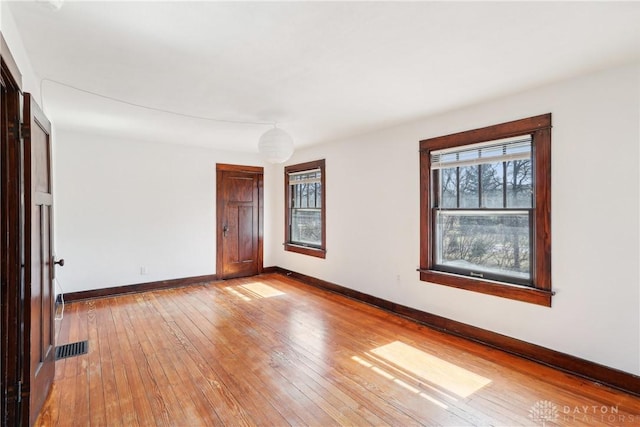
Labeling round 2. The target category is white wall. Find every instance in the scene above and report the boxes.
[270,63,640,375]
[1,2,41,101]
[54,129,272,293]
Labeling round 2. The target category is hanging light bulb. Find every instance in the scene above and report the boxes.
[258,126,294,164]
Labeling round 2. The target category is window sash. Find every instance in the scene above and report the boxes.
[434,154,533,210]
[289,181,321,209]
[432,209,533,286]
[290,207,322,248]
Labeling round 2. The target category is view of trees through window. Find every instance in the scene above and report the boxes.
[289,170,322,247]
[433,139,533,284]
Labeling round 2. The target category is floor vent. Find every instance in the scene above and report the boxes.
[55,340,88,360]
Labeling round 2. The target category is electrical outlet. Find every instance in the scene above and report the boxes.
[140,266,147,275]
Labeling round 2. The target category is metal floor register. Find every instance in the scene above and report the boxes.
[55,340,88,360]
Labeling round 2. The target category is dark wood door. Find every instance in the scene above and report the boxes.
[216,164,263,279]
[23,93,55,425]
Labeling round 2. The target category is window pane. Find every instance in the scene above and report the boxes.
[459,166,479,208]
[481,162,503,208]
[439,168,458,208]
[435,211,530,281]
[506,160,532,208]
[316,183,322,208]
[458,149,478,162]
[291,182,322,210]
[291,209,322,246]
[300,184,313,208]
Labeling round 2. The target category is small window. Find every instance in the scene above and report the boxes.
[419,114,552,306]
[285,159,326,258]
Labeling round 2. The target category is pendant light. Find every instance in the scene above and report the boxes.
[258,126,294,164]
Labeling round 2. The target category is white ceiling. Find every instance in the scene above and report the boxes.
[7,1,640,153]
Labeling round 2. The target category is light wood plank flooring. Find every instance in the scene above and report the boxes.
[37,274,640,426]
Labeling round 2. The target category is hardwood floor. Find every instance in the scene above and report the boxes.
[37,274,640,426]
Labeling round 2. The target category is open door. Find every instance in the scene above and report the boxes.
[23,93,56,425]
[216,164,263,279]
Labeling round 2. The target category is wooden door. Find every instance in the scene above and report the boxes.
[216,164,263,279]
[23,93,55,425]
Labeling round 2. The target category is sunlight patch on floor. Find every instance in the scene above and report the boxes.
[241,282,285,298]
[288,310,326,359]
[371,341,491,398]
[364,351,457,401]
[351,355,449,409]
[223,282,285,301]
[224,287,251,301]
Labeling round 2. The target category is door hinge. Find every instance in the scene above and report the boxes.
[5,381,22,402]
[20,123,29,140]
[11,120,27,140]
[10,119,20,140]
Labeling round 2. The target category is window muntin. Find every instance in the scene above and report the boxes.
[419,114,552,306]
[431,137,533,286]
[285,159,326,258]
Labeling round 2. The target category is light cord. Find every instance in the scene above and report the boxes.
[54,276,64,322]
[39,77,275,127]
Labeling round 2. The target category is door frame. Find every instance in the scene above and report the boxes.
[215,163,264,279]
[1,31,26,426]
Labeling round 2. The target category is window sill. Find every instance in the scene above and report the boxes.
[284,243,326,259]
[418,269,552,307]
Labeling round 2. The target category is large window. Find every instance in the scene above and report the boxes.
[419,114,552,306]
[285,159,326,258]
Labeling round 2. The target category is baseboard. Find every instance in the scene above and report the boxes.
[267,266,640,397]
[63,274,219,302]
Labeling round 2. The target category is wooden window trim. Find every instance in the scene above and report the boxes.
[419,114,552,306]
[284,159,326,259]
